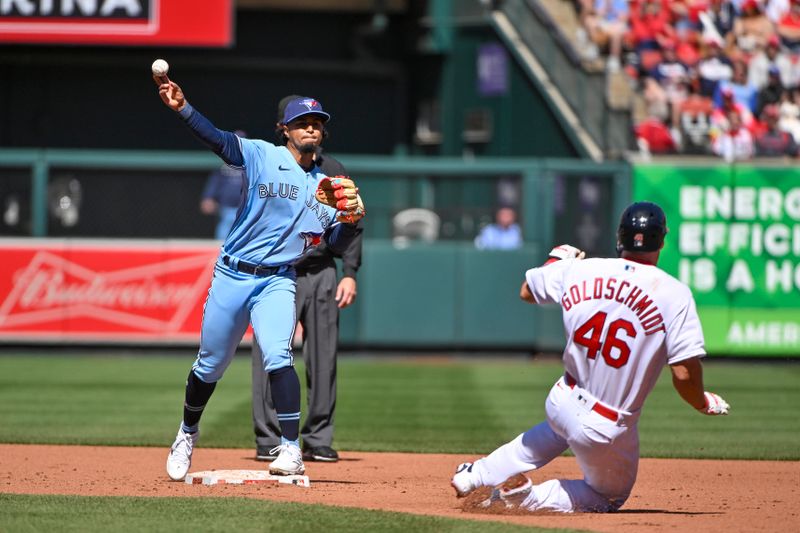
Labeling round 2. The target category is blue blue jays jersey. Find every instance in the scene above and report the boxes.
[173,101,360,393]
[223,139,338,266]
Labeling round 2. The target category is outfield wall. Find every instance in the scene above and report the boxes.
[1,150,798,355]
[0,238,558,350]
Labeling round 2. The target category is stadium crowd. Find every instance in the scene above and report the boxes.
[576,0,800,158]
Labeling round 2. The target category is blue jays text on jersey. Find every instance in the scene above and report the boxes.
[258,182,299,200]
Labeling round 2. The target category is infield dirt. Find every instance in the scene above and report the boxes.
[1,444,797,532]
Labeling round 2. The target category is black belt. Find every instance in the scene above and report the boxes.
[296,257,336,276]
[222,255,286,277]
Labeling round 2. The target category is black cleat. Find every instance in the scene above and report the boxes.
[255,445,280,462]
[302,445,339,462]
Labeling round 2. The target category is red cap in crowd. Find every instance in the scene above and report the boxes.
[763,104,780,119]
[741,0,761,11]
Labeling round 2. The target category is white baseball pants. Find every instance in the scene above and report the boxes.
[469,377,639,512]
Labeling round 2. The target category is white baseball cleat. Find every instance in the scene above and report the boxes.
[451,462,480,497]
[166,426,199,481]
[268,444,306,476]
[479,474,534,509]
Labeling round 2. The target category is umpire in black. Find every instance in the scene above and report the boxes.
[252,95,363,462]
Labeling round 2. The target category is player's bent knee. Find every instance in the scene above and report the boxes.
[267,364,294,377]
[263,349,293,373]
[192,364,224,383]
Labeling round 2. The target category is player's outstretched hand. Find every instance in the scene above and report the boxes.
[155,78,186,112]
[548,244,586,262]
[698,391,729,415]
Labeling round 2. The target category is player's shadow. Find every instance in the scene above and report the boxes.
[616,509,722,515]
[307,479,363,485]
[246,456,364,463]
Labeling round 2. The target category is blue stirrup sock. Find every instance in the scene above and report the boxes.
[269,366,301,442]
[181,370,217,434]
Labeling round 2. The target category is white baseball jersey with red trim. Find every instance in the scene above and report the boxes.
[526,257,706,414]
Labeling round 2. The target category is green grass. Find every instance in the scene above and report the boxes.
[0,494,583,533]
[0,353,797,532]
[0,353,797,459]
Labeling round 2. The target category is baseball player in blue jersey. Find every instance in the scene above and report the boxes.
[153,72,363,481]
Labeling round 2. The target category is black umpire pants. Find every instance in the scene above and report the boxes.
[252,264,339,449]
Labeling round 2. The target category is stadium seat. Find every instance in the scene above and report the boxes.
[392,208,441,246]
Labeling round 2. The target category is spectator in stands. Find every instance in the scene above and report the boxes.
[712,108,755,160]
[766,0,791,24]
[730,0,776,54]
[628,0,675,54]
[635,112,679,154]
[704,0,737,42]
[582,0,630,71]
[756,65,787,115]
[650,38,691,125]
[668,0,706,34]
[748,34,793,89]
[755,103,800,155]
[712,86,756,130]
[668,1,706,66]
[677,76,717,153]
[777,0,800,52]
[779,87,800,141]
[474,207,523,250]
[727,0,747,12]
[642,75,671,122]
[714,59,759,113]
[697,36,734,96]
[788,49,800,87]
[575,0,601,61]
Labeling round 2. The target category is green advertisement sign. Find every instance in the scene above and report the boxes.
[634,164,800,356]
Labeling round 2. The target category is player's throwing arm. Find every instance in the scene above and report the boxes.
[152,59,187,113]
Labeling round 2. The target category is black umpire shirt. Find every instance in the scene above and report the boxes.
[295,149,363,279]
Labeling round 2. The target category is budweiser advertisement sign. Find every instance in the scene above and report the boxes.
[0,239,242,344]
[0,0,233,46]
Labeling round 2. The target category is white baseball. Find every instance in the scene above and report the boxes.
[151,59,169,77]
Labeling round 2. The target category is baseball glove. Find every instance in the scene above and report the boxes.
[316,176,365,224]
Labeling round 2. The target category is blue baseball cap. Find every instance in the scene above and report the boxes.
[281,97,331,124]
